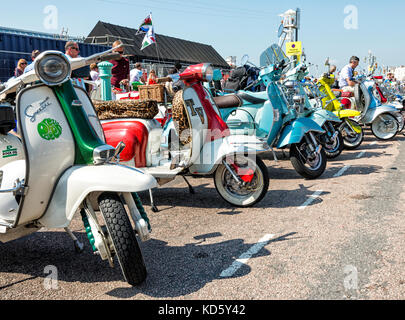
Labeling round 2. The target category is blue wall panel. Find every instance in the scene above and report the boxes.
[0,32,110,82]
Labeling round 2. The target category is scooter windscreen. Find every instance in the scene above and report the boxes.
[260,44,290,70]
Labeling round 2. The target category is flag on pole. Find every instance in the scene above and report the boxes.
[141,26,156,50]
[136,13,153,35]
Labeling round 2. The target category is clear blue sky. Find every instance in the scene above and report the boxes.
[1,0,404,75]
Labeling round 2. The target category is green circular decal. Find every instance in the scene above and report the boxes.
[37,118,63,141]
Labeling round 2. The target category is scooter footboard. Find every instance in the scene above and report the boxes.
[188,135,268,175]
[277,118,324,149]
[39,164,157,228]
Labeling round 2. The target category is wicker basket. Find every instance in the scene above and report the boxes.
[92,99,159,120]
[139,84,165,102]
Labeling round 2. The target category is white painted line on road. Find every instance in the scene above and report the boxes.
[356,151,366,159]
[334,165,351,177]
[298,190,323,210]
[370,141,377,146]
[220,234,276,278]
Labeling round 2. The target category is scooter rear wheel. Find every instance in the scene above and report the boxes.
[371,113,398,140]
[214,155,269,207]
[99,192,147,286]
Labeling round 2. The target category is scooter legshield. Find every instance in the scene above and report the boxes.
[277,117,325,149]
[308,109,341,128]
[39,164,157,228]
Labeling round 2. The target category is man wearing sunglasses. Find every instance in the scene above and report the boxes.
[65,41,91,91]
[109,40,130,90]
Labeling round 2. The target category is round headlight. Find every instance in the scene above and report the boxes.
[35,51,71,86]
[201,63,213,82]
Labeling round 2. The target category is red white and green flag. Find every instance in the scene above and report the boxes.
[136,13,153,35]
[141,26,156,50]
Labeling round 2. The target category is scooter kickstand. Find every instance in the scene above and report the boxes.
[271,148,278,163]
[149,189,159,212]
[183,176,195,194]
[64,227,84,253]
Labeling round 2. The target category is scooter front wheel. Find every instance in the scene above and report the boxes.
[99,192,147,286]
[339,120,364,150]
[371,113,398,140]
[290,142,327,179]
[322,130,344,159]
[214,155,269,207]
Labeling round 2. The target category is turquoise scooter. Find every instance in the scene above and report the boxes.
[281,59,344,159]
[216,44,327,179]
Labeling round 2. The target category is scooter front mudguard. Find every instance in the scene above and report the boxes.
[308,109,341,127]
[333,109,361,118]
[363,105,401,125]
[39,164,157,228]
[277,118,325,149]
[188,135,268,175]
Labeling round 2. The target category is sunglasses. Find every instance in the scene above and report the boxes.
[116,51,124,54]
[71,47,79,51]
[21,62,27,65]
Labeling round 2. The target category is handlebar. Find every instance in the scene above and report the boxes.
[0,46,123,98]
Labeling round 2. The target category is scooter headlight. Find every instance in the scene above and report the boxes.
[35,51,71,86]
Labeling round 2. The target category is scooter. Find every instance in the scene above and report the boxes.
[337,67,404,140]
[281,59,343,159]
[373,78,404,131]
[100,63,270,208]
[0,47,157,286]
[309,62,364,150]
[217,44,327,179]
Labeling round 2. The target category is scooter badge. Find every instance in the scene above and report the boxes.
[37,118,63,141]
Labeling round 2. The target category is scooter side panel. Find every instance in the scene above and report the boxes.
[362,105,400,124]
[277,118,324,148]
[39,164,157,228]
[16,85,75,226]
[308,109,341,127]
[189,135,267,175]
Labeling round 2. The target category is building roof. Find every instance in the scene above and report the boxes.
[85,21,230,69]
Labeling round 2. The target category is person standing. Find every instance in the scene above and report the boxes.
[90,63,100,81]
[24,50,40,74]
[110,40,130,90]
[65,41,91,91]
[14,59,27,77]
[147,69,157,85]
[338,56,360,92]
[130,62,143,83]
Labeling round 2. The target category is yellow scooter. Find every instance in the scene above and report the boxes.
[315,73,364,149]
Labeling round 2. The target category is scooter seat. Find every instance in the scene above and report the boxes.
[213,94,243,109]
[342,92,354,98]
[236,92,268,104]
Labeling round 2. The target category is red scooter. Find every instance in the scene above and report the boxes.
[100,63,270,208]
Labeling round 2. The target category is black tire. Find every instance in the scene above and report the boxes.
[290,142,327,179]
[98,192,147,286]
[322,130,344,159]
[339,120,364,150]
[214,155,269,207]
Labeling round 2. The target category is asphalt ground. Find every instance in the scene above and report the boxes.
[0,129,404,300]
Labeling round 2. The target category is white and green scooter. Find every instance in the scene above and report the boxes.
[0,48,157,286]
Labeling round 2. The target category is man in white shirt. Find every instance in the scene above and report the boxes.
[338,56,360,92]
[130,62,143,83]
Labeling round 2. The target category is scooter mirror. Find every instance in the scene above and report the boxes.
[278,24,285,38]
[241,55,249,66]
[325,58,330,66]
